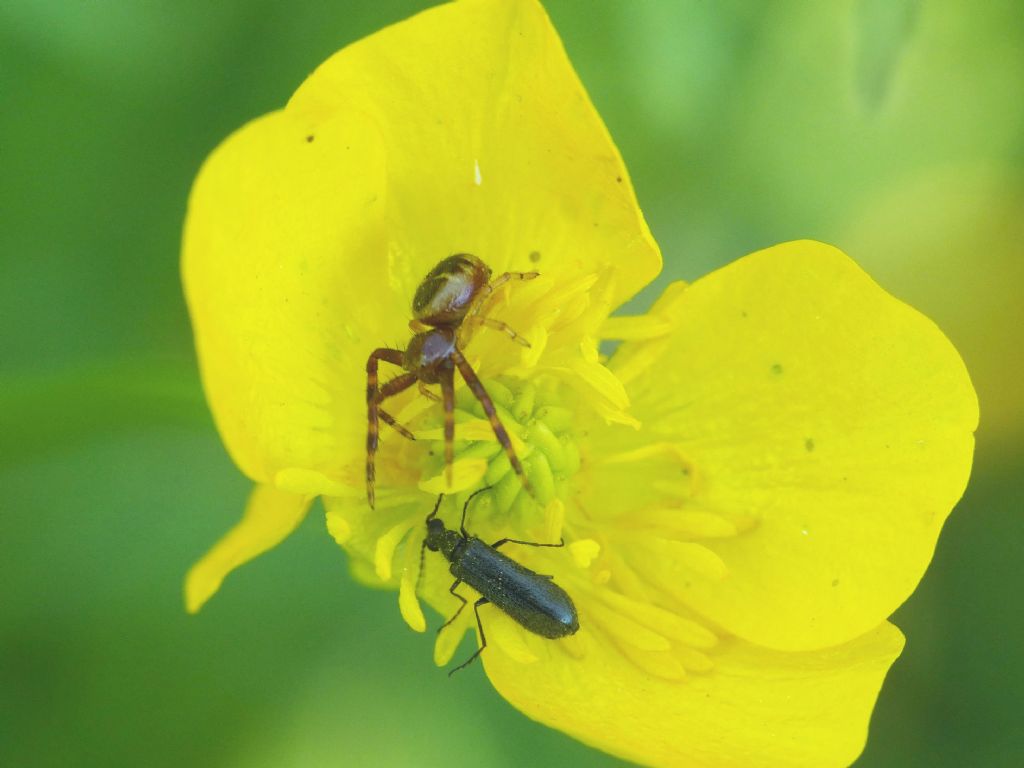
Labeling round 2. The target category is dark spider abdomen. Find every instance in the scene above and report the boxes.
[412,253,492,326]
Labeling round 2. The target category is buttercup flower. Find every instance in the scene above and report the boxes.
[181,1,978,766]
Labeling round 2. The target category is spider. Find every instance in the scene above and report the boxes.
[365,254,538,509]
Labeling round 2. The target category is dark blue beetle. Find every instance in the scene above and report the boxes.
[423,489,580,675]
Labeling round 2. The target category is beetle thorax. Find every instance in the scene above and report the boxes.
[424,518,462,561]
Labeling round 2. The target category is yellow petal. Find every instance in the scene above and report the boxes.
[184,483,310,613]
[611,241,978,651]
[484,621,904,768]
[287,0,660,309]
[182,107,393,484]
[489,611,539,664]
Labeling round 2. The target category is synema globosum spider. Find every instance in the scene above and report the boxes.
[365,254,537,508]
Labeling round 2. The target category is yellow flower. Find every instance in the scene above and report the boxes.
[181,1,978,766]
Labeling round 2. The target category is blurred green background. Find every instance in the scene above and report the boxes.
[2,1,1021,766]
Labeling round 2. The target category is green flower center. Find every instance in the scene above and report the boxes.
[422,375,580,520]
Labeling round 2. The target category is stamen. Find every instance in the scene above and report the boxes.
[598,314,673,341]
[602,635,687,681]
[419,376,581,515]
[418,457,488,494]
[621,508,738,539]
[587,584,717,650]
[275,467,353,497]
[325,511,352,546]
[621,535,729,582]
[675,646,715,673]
[398,533,427,632]
[375,520,414,581]
[587,600,672,652]
[433,614,467,667]
[607,281,689,388]
[566,354,639,427]
[568,538,601,568]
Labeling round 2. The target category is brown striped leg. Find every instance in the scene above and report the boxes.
[378,410,415,440]
[368,372,418,506]
[451,347,532,497]
[440,363,456,488]
[366,346,411,509]
[463,270,540,333]
[464,315,531,347]
[418,381,441,402]
[488,270,539,293]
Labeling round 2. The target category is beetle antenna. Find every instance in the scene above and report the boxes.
[417,495,445,596]
[460,486,492,537]
[416,535,428,594]
[426,493,444,522]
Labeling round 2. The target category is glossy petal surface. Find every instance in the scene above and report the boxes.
[183,109,388,482]
[607,241,978,650]
[485,620,904,768]
[287,0,660,310]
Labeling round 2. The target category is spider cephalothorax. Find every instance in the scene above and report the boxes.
[365,254,537,508]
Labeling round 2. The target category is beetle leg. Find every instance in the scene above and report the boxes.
[491,536,565,550]
[451,348,532,499]
[448,597,491,676]
[439,579,467,632]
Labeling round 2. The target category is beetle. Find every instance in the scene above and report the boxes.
[421,487,579,675]
[365,254,537,509]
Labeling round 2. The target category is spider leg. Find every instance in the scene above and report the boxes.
[488,270,539,293]
[440,363,456,489]
[462,270,539,335]
[448,597,491,676]
[418,381,441,402]
[464,315,531,348]
[366,347,415,509]
[377,410,415,440]
[451,347,532,498]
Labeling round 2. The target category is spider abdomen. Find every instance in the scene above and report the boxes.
[412,253,492,326]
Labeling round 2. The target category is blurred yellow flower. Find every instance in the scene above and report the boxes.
[181,1,978,766]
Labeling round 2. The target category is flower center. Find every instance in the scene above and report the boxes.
[419,374,580,520]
